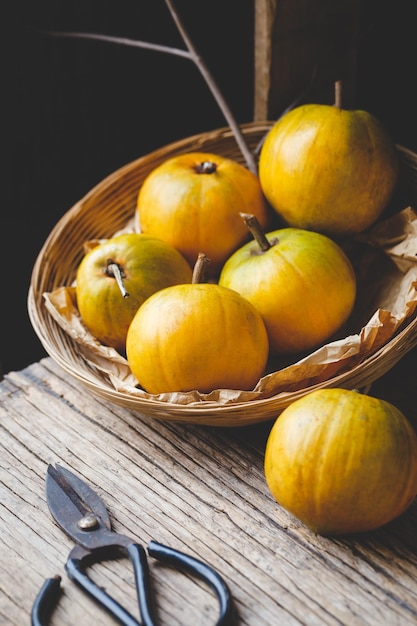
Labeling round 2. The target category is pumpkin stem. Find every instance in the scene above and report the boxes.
[106,260,130,298]
[192,253,211,284]
[334,80,343,109]
[240,212,272,252]
[196,161,217,175]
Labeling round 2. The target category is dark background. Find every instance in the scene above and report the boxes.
[2,0,416,377]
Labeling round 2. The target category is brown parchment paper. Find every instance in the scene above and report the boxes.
[43,207,417,405]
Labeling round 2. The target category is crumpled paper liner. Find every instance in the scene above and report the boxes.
[43,206,417,406]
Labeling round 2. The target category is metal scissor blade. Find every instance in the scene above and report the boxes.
[46,464,112,543]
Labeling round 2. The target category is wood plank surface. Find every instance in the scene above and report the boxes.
[2,355,417,625]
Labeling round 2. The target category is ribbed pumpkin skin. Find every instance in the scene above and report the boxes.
[137,152,269,275]
[126,283,269,394]
[264,389,417,536]
[75,233,192,352]
[218,228,356,355]
[259,105,399,237]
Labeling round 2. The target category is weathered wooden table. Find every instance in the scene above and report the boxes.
[2,351,417,625]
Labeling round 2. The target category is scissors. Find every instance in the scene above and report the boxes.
[31,464,233,626]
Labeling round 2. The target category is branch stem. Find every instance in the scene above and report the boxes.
[46,30,192,59]
[44,0,258,173]
[164,0,257,173]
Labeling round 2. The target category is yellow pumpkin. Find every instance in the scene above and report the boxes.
[126,279,269,394]
[258,89,399,237]
[264,388,417,536]
[136,151,269,275]
[75,233,192,352]
[218,223,356,355]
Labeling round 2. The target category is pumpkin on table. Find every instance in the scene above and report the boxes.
[264,388,417,536]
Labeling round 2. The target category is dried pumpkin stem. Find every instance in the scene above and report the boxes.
[197,161,217,174]
[106,261,130,298]
[334,80,343,109]
[240,212,271,252]
[192,253,211,284]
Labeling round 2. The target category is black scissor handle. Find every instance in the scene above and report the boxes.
[148,540,233,626]
[31,541,233,626]
[31,575,62,626]
[66,543,147,626]
[31,545,145,626]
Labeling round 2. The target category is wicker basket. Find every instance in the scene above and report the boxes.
[28,122,417,427]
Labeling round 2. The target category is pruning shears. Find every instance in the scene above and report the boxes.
[31,464,233,625]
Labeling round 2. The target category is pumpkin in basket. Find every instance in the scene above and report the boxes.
[75,233,192,352]
[264,388,417,536]
[126,254,269,394]
[136,151,269,276]
[218,214,356,355]
[258,81,399,237]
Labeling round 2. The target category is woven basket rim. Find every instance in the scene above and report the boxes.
[28,122,417,426]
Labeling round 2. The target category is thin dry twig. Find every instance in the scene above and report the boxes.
[46,30,192,59]
[163,0,257,173]
[45,0,258,173]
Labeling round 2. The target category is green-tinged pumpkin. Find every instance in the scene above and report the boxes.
[75,233,192,352]
[264,388,417,536]
[219,223,356,355]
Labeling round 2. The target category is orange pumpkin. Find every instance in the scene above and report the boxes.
[136,152,269,276]
[264,388,417,536]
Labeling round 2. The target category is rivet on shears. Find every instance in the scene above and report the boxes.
[78,513,99,530]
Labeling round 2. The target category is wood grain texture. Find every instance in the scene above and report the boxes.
[254,0,361,120]
[2,356,417,624]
